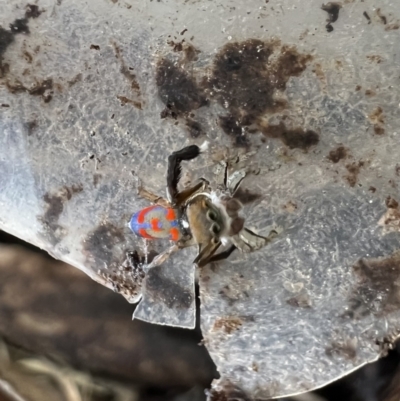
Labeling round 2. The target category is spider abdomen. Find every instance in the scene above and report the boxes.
[130,205,182,241]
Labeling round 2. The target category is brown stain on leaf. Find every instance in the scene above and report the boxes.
[0,5,43,76]
[374,125,385,136]
[185,118,204,138]
[25,119,38,135]
[321,2,342,32]
[369,106,384,124]
[212,316,243,334]
[145,264,193,309]
[156,38,315,147]
[206,39,314,148]
[286,293,311,308]
[379,197,400,234]
[346,251,400,319]
[6,78,54,102]
[325,339,357,360]
[376,8,387,25]
[112,42,142,103]
[345,160,364,187]
[40,184,83,245]
[233,187,262,204]
[369,107,385,135]
[117,95,142,110]
[327,145,348,163]
[367,55,383,64]
[83,221,126,268]
[385,23,400,31]
[260,122,319,151]
[157,58,207,118]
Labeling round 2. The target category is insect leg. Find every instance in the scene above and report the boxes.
[167,144,206,205]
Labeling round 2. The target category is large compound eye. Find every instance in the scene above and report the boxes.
[210,223,220,235]
[207,209,218,221]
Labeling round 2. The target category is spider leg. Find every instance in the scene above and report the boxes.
[167,144,206,205]
[146,244,179,269]
[227,170,246,196]
[174,180,207,208]
[201,244,237,266]
[232,227,278,253]
[194,241,222,267]
[137,179,171,208]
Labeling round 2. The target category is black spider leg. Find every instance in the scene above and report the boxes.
[199,244,237,267]
[223,161,228,189]
[167,144,203,207]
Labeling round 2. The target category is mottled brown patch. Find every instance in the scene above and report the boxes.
[312,63,326,85]
[374,125,385,135]
[325,339,357,360]
[213,316,243,334]
[282,200,298,213]
[365,89,376,97]
[367,55,383,64]
[286,293,311,308]
[355,85,362,91]
[117,95,142,109]
[206,39,313,147]
[83,221,126,268]
[260,122,319,151]
[40,184,83,244]
[376,8,387,25]
[327,145,347,163]
[185,118,204,138]
[321,2,342,32]
[167,39,184,52]
[157,58,207,118]
[6,78,54,102]
[385,23,400,31]
[112,42,141,96]
[345,161,364,187]
[145,264,193,309]
[0,28,15,76]
[233,187,261,204]
[363,11,371,23]
[345,251,400,318]
[68,73,82,86]
[10,19,30,34]
[23,50,32,63]
[396,164,400,177]
[25,119,38,135]
[386,196,399,209]
[93,173,102,187]
[369,106,384,124]
[90,44,100,50]
[25,4,43,19]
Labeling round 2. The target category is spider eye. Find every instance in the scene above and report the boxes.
[210,223,220,235]
[207,209,218,221]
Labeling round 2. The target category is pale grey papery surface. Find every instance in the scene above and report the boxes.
[1,0,400,398]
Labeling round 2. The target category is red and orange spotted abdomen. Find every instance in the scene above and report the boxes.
[129,205,182,241]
